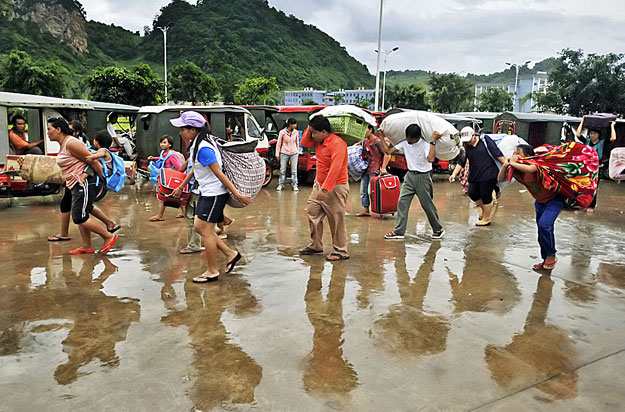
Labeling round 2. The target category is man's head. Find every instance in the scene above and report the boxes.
[94,130,113,149]
[460,126,479,146]
[405,124,422,144]
[170,111,208,142]
[365,124,375,139]
[108,113,118,124]
[309,116,332,143]
[514,144,535,158]
[11,115,27,133]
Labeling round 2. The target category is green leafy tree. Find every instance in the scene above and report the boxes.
[0,51,68,96]
[0,0,12,18]
[354,95,374,109]
[386,83,430,110]
[301,99,318,105]
[169,61,219,104]
[537,49,625,116]
[428,74,473,113]
[476,88,513,112]
[234,76,279,104]
[333,94,345,105]
[86,64,164,106]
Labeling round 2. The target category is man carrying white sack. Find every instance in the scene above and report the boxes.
[379,110,461,161]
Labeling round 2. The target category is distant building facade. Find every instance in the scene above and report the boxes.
[474,72,549,113]
[284,87,375,109]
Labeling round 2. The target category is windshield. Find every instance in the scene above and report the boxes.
[247,116,262,139]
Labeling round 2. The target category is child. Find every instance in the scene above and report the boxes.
[379,124,445,240]
[148,135,184,221]
[85,131,115,177]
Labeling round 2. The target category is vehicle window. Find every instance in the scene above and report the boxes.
[247,116,261,139]
[141,114,151,131]
[265,117,277,132]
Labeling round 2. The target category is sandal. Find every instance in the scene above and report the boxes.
[48,235,71,242]
[108,224,121,234]
[193,274,219,283]
[100,234,119,254]
[542,257,557,270]
[69,248,95,255]
[355,211,371,217]
[475,220,491,227]
[532,262,545,270]
[179,247,203,254]
[225,252,242,274]
[149,216,164,222]
[326,253,349,261]
[175,213,185,218]
[298,247,323,255]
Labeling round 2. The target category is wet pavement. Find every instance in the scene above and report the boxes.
[1,175,625,411]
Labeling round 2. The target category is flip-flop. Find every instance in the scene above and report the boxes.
[175,214,185,218]
[149,217,165,222]
[355,212,371,217]
[179,247,203,254]
[69,248,95,255]
[475,220,491,227]
[108,225,121,234]
[298,247,323,255]
[100,234,119,254]
[532,262,545,270]
[225,252,242,274]
[542,257,558,270]
[48,235,71,242]
[223,218,235,227]
[325,253,349,262]
[193,275,219,283]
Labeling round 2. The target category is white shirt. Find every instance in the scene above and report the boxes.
[107,122,117,139]
[191,138,227,196]
[395,139,432,172]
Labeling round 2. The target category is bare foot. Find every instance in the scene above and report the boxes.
[149,216,164,221]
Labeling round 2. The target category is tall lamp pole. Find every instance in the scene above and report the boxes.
[376,46,399,111]
[373,0,384,111]
[157,22,174,105]
[506,60,531,111]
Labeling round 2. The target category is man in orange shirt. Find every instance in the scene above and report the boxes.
[298,116,349,261]
[9,115,43,155]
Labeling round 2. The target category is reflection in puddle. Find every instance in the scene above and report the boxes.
[485,275,578,402]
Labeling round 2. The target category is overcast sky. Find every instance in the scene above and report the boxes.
[79,0,625,75]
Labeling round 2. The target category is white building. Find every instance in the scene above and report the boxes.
[284,87,375,109]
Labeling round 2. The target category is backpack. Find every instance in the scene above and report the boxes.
[100,149,127,192]
[210,136,265,208]
[148,150,175,186]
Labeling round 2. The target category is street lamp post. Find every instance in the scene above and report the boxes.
[374,0,384,111]
[377,46,399,111]
[506,60,531,111]
[157,22,174,105]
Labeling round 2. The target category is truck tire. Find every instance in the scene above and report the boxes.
[262,159,273,187]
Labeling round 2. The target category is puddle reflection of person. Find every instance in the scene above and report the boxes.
[302,259,358,396]
[373,242,450,356]
[54,256,140,385]
[485,275,578,402]
[162,276,262,409]
[448,231,521,315]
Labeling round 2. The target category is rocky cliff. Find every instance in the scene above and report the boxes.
[12,0,88,53]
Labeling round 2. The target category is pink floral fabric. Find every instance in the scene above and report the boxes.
[508,142,599,209]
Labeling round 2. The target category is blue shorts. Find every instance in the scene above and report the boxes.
[196,193,229,223]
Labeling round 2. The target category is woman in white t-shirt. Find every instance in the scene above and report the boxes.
[169,111,251,283]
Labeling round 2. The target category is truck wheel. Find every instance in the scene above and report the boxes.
[262,159,273,187]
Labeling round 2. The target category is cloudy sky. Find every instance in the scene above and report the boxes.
[79,0,625,75]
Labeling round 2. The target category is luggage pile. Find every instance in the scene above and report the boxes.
[310,105,378,145]
[347,144,368,181]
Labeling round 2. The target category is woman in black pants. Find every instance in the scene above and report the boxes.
[450,127,506,226]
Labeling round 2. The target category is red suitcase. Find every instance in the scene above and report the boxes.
[157,168,190,207]
[370,174,400,215]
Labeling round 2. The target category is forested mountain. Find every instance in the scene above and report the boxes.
[0,0,374,97]
[385,58,556,88]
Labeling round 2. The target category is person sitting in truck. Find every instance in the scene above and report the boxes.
[8,115,43,155]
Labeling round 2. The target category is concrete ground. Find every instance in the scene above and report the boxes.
[1,175,624,411]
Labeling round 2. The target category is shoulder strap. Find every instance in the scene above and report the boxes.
[480,136,501,168]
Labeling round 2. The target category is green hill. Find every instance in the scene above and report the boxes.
[386,58,556,87]
[0,0,374,97]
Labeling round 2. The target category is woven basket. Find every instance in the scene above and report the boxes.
[327,114,368,144]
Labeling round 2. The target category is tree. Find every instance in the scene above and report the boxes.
[301,99,317,105]
[333,94,345,105]
[537,49,625,116]
[0,0,12,18]
[386,83,430,110]
[476,87,513,112]
[428,74,473,113]
[169,61,219,104]
[0,51,68,97]
[234,77,279,104]
[85,64,164,106]
[354,96,374,109]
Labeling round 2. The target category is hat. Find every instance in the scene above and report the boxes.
[170,111,206,128]
[460,126,475,143]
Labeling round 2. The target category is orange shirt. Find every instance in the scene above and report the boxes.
[9,129,29,154]
[301,127,348,191]
[514,170,556,204]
